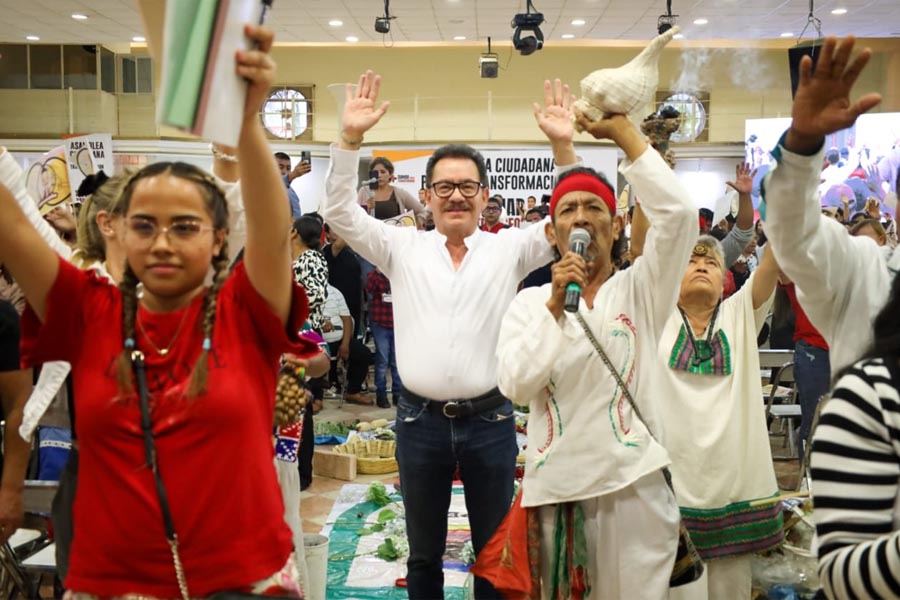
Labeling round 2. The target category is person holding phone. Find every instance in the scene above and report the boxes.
[357,157,427,223]
[275,151,311,219]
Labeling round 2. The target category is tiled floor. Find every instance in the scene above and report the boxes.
[301,391,398,535]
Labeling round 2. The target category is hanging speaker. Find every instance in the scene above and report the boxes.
[788,39,823,98]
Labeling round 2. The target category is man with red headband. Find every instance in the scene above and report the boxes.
[496,109,696,597]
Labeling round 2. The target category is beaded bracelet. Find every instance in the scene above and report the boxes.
[208,143,238,163]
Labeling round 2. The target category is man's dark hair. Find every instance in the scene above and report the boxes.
[525,207,542,219]
[540,194,551,206]
[826,148,840,165]
[699,208,714,222]
[292,215,323,251]
[274,152,291,162]
[551,167,625,265]
[552,167,616,219]
[486,196,502,208]
[425,144,488,187]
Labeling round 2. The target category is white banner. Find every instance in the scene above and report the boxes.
[375,147,619,227]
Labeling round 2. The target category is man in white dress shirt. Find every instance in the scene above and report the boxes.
[319,72,572,599]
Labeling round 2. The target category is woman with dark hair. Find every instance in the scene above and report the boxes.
[357,156,427,222]
[290,215,328,330]
[810,267,900,598]
[0,26,318,598]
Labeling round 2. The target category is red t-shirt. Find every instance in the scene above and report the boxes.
[782,282,829,350]
[21,258,317,597]
[481,222,509,234]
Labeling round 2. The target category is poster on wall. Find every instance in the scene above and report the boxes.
[25,147,72,216]
[65,134,114,202]
[373,147,619,228]
[746,113,900,215]
[383,209,417,228]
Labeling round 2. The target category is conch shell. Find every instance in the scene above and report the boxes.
[574,26,680,129]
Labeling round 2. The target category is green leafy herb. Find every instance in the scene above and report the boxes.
[357,523,385,536]
[377,508,397,523]
[366,482,392,507]
[376,538,400,561]
[313,420,359,437]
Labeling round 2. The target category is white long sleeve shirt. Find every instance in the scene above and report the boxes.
[496,147,697,507]
[320,144,554,400]
[761,138,900,376]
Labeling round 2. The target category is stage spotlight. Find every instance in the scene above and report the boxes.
[511,0,544,56]
[657,0,679,35]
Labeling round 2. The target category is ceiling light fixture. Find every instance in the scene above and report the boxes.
[132,36,146,42]
[831,8,847,14]
[346,35,359,42]
[693,18,708,25]
[562,34,575,39]
[571,19,585,26]
[673,33,685,39]
[71,14,88,20]
[453,35,466,40]
[329,19,343,27]
[26,35,40,41]
[511,0,544,56]
[780,32,793,37]
[657,0,679,35]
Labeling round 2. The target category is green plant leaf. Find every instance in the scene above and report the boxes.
[377,508,397,523]
[376,538,399,561]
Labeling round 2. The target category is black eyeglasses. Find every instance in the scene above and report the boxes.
[429,180,484,199]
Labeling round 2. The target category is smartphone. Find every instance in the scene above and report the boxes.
[300,150,311,169]
[369,169,379,190]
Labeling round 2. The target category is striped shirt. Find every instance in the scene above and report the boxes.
[810,357,900,600]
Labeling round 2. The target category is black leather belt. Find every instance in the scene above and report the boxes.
[402,387,507,419]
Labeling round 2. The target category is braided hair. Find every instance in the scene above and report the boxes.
[115,162,230,398]
[74,170,133,267]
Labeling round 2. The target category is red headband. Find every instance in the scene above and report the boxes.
[550,173,616,217]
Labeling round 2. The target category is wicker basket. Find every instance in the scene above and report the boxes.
[333,440,398,475]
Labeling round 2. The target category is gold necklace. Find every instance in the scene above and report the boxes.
[137,307,191,357]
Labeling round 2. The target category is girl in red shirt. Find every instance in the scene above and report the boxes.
[0,26,317,599]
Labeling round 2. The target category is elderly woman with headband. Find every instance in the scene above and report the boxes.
[657,236,782,600]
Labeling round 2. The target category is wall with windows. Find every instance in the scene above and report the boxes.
[0,39,897,144]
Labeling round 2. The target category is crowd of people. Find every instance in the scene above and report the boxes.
[0,24,896,600]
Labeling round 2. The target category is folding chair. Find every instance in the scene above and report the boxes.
[763,361,802,460]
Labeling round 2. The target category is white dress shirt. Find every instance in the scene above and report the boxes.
[321,144,555,400]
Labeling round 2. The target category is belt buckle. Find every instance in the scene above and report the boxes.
[442,401,460,418]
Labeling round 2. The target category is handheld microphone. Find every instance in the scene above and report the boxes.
[564,227,591,313]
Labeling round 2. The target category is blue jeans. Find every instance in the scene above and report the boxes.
[395,394,517,599]
[794,340,831,456]
[370,322,402,400]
